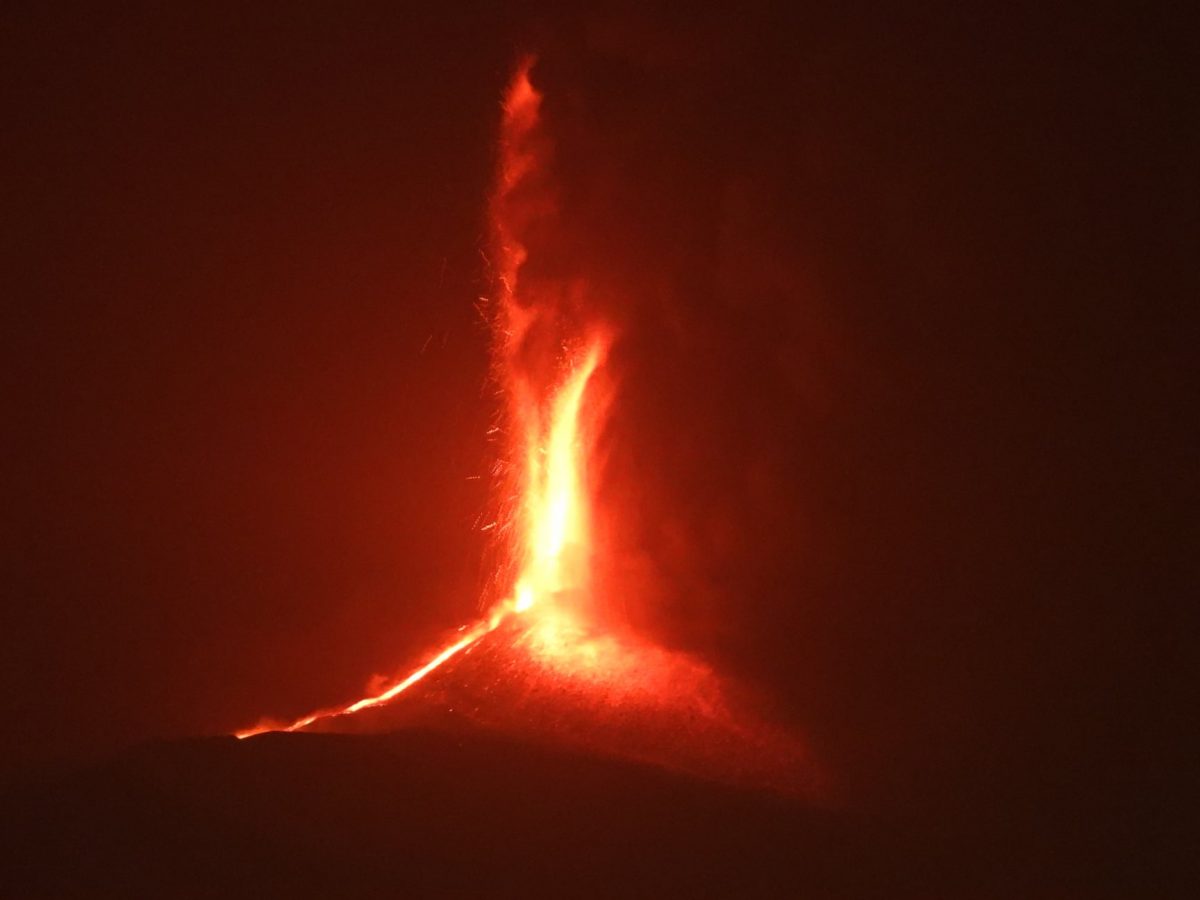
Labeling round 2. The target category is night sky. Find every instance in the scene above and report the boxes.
[2,2,1188,887]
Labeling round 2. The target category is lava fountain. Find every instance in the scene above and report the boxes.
[235,57,608,739]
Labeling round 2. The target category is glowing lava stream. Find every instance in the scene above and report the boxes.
[234,624,492,739]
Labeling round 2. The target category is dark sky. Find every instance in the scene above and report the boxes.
[2,1,1189,865]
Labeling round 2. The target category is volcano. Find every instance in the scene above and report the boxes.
[228,54,814,796]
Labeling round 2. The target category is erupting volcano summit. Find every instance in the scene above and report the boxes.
[234,56,810,793]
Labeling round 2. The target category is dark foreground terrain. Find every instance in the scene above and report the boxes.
[0,726,1016,898]
[6,722,1177,899]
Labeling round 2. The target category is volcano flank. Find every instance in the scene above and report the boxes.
[295,619,817,797]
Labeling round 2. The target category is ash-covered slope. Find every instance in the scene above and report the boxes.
[3,727,911,898]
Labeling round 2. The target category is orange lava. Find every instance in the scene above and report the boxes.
[235,623,492,739]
